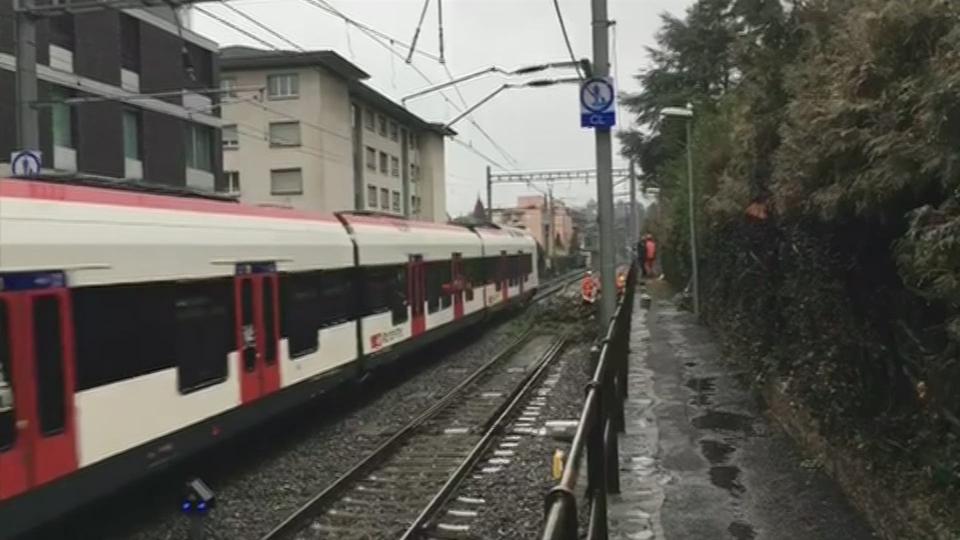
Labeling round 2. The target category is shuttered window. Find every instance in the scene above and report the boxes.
[270,168,303,195]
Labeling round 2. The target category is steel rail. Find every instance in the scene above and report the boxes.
[399,338,567,539]
[259,329,538,540]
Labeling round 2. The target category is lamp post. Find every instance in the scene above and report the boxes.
[660,104,699,317]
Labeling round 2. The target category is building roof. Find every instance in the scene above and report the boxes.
[219,46,456,136]
[220,46,369,80]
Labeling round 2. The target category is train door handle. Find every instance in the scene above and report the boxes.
[16,419,28,430]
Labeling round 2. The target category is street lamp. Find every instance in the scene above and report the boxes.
[444,77,581,129]
[400,60,588,106]
[660,103,699,317]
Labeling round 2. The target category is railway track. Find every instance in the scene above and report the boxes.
[260,334,567,540]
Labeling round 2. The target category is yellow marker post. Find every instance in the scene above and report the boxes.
[552,449,565,480]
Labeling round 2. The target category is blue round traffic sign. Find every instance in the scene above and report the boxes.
[580,78,615,113]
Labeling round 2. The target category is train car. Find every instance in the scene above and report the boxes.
[0,177,541,538]
[336,213,485,370]
[472,225,539,310]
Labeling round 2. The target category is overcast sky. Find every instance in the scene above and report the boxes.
[192,0,694,216]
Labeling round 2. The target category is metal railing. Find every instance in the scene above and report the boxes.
[540,263,637,540]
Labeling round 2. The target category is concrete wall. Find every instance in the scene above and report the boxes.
[418,131,446,222]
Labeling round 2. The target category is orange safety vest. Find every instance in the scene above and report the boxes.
[582,276,595,297]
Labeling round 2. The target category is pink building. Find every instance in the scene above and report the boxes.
[492,195,576,255]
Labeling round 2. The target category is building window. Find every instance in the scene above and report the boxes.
[365,146,376,170]
[380,187,389,209]
[365,108,375,131]
[222,124,239,149]
[222,171,240,195]
[271,168,303,195]
[123,109,141,160]
[409,133,419,149]
[120,15,140,72]
[367,184,377,208]
[379,151,388,174]
[49,15,74,50]
[269,121,301,147]
[410,163,418,181]
[267,73,299,99]
[50,86,74,149]
[389,121,398,141]
[390,156,399,177]
[378,114,387,136]
[350,104,357,129]
[392,191,400,212]
[412,195,421,215]
[221,77,237,98]
[185,124,213,172]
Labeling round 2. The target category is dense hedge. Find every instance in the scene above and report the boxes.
[622,0,960,503]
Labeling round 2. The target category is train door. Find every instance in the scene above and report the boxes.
[234,264,281,404]
[408,255,426,336]
[516,252,524,296]
[451,253,464,319]
[0,272,77,500]
[499,251,509,301]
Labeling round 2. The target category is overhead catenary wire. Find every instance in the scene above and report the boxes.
[299,0,442,62]
[551,0,584,80]
[405,0,432,64]
[302,0,518,170]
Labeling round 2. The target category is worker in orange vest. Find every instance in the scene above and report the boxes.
[581,271,597,304]
[643,234,657,277]
[616,268,627,298]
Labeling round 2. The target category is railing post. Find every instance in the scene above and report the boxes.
[586,395,608,540]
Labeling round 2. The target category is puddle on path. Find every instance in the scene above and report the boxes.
[710,465,746,497]
[692,410,754,434]
[685,376,717,406]
[700,439,736,464]
[729,520,757,539]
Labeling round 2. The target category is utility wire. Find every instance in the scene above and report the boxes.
[194,5,285,51]
[220,2,308,52]
[442,64,521,168]
[551,0,584,79]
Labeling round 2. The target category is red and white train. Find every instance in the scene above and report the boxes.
[0,176,539,537]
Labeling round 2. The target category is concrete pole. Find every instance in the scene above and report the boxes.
[485,165,492,222]
[629,159,638,260]
[592,0,616,327]
[686,119,700,317]
[15,1,39,151]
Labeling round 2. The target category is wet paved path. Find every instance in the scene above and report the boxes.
[608,282,876,540]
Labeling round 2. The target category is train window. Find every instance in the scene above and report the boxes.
[240,280,256,373]
[321,269,354,326]
[0,300,15,451]
[73,284,177,390]
[281,272,321,359]
[175,283,231,394]
[426,262,442,313]
[361,265,406,323]
[263,279,278,365]
[439,262,452,309]
[391,266,408,326]
[33,297,66,436]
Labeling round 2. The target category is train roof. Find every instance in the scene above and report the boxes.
[0,177,353,286]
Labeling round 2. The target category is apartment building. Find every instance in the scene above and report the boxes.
[219,46,452,221]
[0,5,222,189]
